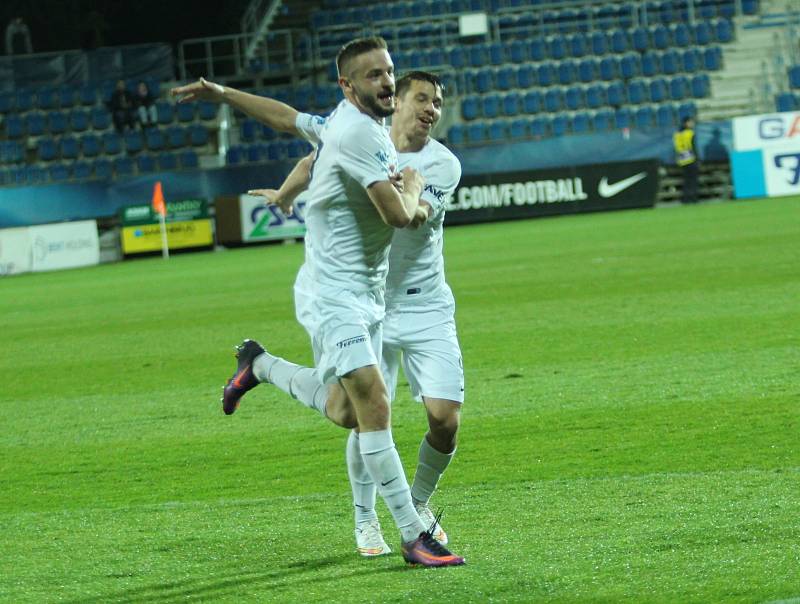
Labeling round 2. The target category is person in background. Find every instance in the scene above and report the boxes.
[134,81,158,129]
[108,80,136,133]
[674,116,699,204]
[5,17,32,55]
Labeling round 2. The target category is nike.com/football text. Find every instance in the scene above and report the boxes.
[451,178,588,210]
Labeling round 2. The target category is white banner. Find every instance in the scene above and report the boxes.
[762,144,800,197]
[240,194,307,242]
[28,220,99,272]
[0,227,33,276]
[733,111,800,151]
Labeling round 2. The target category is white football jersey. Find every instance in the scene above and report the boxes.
[296,101,398,292]
[296,111,462,308]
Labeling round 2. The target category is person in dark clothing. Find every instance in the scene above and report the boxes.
[134,81,159,128]
[674,117,699,204]
[108,79,136,133]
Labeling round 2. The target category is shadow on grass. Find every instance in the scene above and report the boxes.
[64,553,410,603]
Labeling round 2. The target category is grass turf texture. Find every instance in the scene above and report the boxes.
[1,196,798,603]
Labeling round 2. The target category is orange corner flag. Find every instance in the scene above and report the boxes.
[152,181,166,217]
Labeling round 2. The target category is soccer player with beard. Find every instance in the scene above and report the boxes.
[171,39,464,567]
[247,71,464,559]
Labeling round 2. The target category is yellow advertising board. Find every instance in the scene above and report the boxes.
[121,219,213,254]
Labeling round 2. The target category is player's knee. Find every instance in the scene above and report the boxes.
[325,395,358,429]
[428,407,460,445]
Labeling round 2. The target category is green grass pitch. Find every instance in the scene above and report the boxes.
[1,196,798,603]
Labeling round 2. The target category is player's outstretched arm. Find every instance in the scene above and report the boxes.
[367,167,424,228]
[248,153,313,215]
[170,77,300,137]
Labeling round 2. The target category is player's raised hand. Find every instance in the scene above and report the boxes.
[389,172,404,193]
[170,77,226,103]
[248,188,293,215]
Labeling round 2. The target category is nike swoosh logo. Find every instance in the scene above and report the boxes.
[380,477,398,487]
[598,172,647,198]
[232,367,249,389]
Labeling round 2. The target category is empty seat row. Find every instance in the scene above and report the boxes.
[227,140,314,165]
[460,74,709,119]
[0,151,200,187]
[448,102,698,145]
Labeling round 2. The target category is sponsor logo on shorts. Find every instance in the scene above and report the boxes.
[336,335,367,349]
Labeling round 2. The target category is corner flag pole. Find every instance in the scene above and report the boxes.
[152,181,169,259]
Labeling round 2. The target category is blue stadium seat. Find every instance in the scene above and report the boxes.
[124,131,144,154]
[198,101,218,121]
[672,23,692,47]
[241,118,258,142]
[649,78,668,103]
[49,162,71,182]
[627,80,647,105]
[25,165,46,184]
[632,27,649,52]
[179,149,199,169]
[537,62,556,87]
[426,48,446,67]
[469,45,488,68]
[742,0,759,15]
[226,146,243,164]
[475,69,493,94]
[158,153,179,171]
[578,59,596,83]
[558,61,577,85]
[703,47,722,71]
[517,64,536,88]
[775,93,797,112]
[502,92,521,116]
[551,115,570,137]
[642,52,662,77]
[156,101,174,125]
[549,36,567,60]
[509,118,528,140]
[99,132,121,156]
[38,138,59,162]
[568,33,588,57]
[69,109,90,132]
[90,107,111,130]
[113,156,135,177]
[16,89,34,112]
[60,137,79,160]
[634,106,655,128]
[496,66,516,91]
[620,54,641,79]
[662,50,681,75]
[698,0,717,19]
[80,134,101,158]
[78,85,96,106]
[670,76,689,100]
[461,96,479,121]
[26,113,46,136]
[586,84,606,109]
[544,88,564,112]
[656,104,676,128]
[592,109,614,131]
[565,86,585,110]
[691,74,711,98]
[48,111,68,135]
[599,57,618,81]
[522,90,542,114]
[529,39,548,61]
[488,120,507,141]
[5,115,24,139]
[652,25,671,49]
[715,18,733,43]
[572,112,591,134]
[168,126,188,149]
[606,82,626,106]
[146,128,165,151]
[789,65,800,88]
[482,94,501,119]
[719,0,736,18]
[0,92,13,113]
[37,88,59,110]
[190,124,209,147]
[487,43,504,66]
[447,124,465,145]
[449,47,468,69]
[176,102,196,123]
[609,29,629,53]
[506,40,528,63]
[137,154,157,173]
[694,22,712,45]
[466,122,487,143]
[590,31,607,55]
[682,48,700,73]
[93,158,112,180]
[529,116,549,138]
[73,160,92,180]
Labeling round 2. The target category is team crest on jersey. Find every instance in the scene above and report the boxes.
[375,150,390,166]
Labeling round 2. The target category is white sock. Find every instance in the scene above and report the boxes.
[411,437,455,506]
[253,352,327,416]
[345,431,377,526]
[359,429,425,542]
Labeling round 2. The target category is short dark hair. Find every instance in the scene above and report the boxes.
[395,71,444,99]
[681,116,694,128]
[336,36,388,77]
